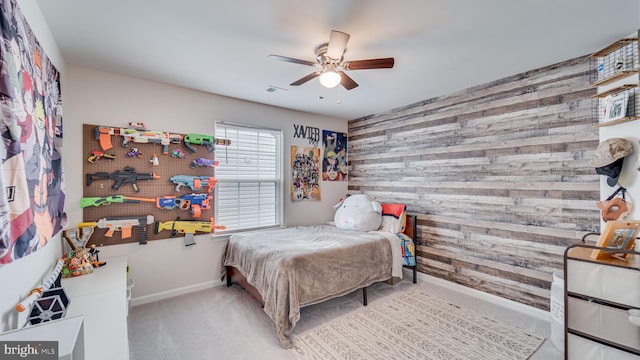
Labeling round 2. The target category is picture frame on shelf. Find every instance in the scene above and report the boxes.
[591,220,640,260]
[603,91,629,122]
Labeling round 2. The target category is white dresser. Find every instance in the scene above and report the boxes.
[62,255,129,360]
[565,245,640,359]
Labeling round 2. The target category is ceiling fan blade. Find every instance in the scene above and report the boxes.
[290,71,322,86]
[268,54,317,67]
[326,30,350,60]
[338,71,359,90]
[343,58,395,70]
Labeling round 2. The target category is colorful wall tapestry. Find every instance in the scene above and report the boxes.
[0,0,65,264]
[291,146,320,201]
[322,130,347,181]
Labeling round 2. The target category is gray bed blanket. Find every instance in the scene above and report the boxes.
[223,224,396,348]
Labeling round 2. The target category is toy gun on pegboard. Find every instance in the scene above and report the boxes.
[169,175,217,192]
[191,158,219,169]
[183,133,231,153]
[87,150,116,163]
[81,193,212,218]
[86,166,160,192]
[95,123,183,155]
[80,195,157,208]
[155,217,225,246]
[155,193,212,218]
[79,215,154,245]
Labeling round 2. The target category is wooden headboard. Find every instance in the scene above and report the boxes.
[404,214,417,241]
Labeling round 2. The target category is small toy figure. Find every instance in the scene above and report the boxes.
[171,148,186,159]
[61,249,94,277]
[150,154,159,166]
[126,147,143,158]
[88,244,106,267]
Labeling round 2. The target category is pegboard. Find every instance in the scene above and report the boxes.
[82,124,218,246]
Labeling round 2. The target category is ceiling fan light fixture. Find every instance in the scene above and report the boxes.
[319,70,341,88]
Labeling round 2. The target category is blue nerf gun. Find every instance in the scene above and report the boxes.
[155,193,212,218]
[169,175,217,192]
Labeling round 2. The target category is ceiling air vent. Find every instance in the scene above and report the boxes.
[266,85,287,93]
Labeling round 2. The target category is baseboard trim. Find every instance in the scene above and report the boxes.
[131,272,552,322]
[131,280,225,307]
[416,272,551,322]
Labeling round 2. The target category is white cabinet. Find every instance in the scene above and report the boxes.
[0,314,85,359]
[565,245,640,359]
[62,256,129,360]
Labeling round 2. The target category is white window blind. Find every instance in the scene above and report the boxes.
[215,123,282,232]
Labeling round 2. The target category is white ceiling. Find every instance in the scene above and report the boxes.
[34,0,640,120]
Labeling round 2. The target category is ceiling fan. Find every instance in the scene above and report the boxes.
[269,30,395,90]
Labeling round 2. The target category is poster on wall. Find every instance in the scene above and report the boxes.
[322,130,347,181]
[0,0,66,264]
[291,146,321,201]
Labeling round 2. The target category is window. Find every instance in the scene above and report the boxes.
[214,122,282,232]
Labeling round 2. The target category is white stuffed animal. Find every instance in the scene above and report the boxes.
[334,194,382,231]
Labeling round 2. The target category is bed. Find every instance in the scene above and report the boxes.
[223,212,417,348]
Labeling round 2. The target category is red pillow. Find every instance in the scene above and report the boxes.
[380,203,407,233]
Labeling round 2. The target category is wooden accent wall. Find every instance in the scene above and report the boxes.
[348,56,600,310]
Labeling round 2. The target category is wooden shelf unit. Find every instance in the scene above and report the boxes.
[590,34,639,128]
[592,72,639,88]
[590,38,638,58]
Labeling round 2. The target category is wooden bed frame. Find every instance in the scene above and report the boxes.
[226,214,418,307]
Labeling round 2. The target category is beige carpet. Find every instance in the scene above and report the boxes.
[290,289,544,360]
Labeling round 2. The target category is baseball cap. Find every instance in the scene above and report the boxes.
[595,157,624,187]
[589,138,633,168]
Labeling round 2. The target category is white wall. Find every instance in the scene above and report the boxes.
[598,110,640,252]
[594,33,640,243]
[597,52,639,222]
[599,117,639,221]
[0,0,67,332]
[63,66,348,305]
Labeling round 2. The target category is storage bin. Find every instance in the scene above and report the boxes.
[550,271,564,352]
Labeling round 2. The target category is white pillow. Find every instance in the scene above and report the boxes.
[334,194,382,231]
